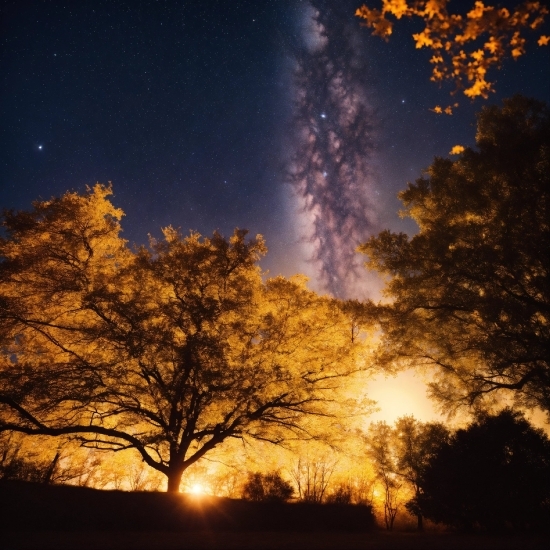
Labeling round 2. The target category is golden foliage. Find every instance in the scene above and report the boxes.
[356,1,549,99]
[449,144,465,154]
[430,103,457,114]
[0,186,374,491]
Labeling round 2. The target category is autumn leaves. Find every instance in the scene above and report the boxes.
[356,0,549,110]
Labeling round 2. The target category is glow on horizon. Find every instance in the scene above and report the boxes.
[189,483,206,495]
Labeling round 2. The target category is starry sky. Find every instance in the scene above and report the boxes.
[2,0,549,294]
[1,0,549,421]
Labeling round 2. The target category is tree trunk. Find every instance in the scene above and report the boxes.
[166,467,184,492]
[417,513,423,531]
[43,452,60,485]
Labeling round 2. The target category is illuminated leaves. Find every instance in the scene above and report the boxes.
[355,5,394,38]
[0,189,372,491]
[449,144,465,154]
[356,1,549,100]
[430,103,457,114]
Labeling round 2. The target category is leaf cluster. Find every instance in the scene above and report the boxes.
[241,471,294,502]
[356,1,549,103]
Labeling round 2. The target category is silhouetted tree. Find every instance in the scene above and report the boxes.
[0,433,59,484]
[366,417,449,530]
[0,185,370,492]
[242,471,294,502]
[394,417,450,531]
[366,421,402,530]
[325,482,353,505]
[417,409,550,531]
[324,472,376,506]
[290,456,336,503]
[360,96,550,414]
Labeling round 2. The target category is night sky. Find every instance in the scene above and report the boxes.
[1,0,549,421]
[2,0,549,298]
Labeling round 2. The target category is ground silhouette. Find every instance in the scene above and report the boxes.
[1,481,549,549]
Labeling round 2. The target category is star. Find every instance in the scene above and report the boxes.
[320,113,326,119]
[38,145,43,150]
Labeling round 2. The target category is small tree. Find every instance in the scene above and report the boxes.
[290,457,336,503]
[366,417,449,530]
[394,417,450,530]
[326,482,353,505]
[366,421,402,530]
[242,471,294,502]
[0,433,61,484]
[380,470,401,531]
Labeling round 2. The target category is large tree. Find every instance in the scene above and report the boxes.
[360,96,550,414]
[0,185,369,491]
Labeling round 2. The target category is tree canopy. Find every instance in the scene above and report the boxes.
[360,95,550,414]
[0,185,370,491]
[356,1,549,110]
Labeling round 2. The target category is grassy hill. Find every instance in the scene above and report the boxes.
[0,480,374,532]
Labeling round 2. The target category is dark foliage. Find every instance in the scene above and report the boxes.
[417,409,550,532]
[242,471,294,502]
[325,483,353,505]
[0,457,51,483]
[0,435,60,484]
[361,95,550,413]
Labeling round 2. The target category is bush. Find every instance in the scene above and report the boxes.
[325,483,353,505]
[242,471,294,502]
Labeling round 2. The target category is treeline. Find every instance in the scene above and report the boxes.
[2,409,549,532]
[366,410,550,532]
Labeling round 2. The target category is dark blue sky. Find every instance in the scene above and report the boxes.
[2,0,549,297]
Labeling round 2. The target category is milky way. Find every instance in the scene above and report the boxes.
[287,0,379,299]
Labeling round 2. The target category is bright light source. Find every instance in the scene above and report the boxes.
[190,483,205,495]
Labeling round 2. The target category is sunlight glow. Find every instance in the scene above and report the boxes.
[189,483,205,495]
[367,370,445,424]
